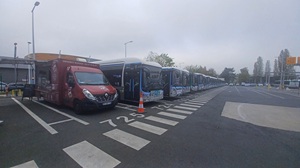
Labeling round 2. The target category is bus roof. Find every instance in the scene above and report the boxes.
[162,67,189,73]
[92,57,162,67]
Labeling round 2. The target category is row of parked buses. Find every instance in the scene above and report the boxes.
[92,57,226,103]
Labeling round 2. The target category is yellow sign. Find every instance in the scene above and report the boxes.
[286,57,297,65]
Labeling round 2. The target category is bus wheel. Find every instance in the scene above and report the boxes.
[74,101,83,114]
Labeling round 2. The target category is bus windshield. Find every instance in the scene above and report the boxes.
[142,65,163,91]
[75,72,109,85]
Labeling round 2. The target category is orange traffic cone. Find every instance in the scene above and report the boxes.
[137,92,145,113]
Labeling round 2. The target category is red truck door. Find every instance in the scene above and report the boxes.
[63,71,76,107]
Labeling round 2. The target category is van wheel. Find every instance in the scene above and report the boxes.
[74,101,83,114]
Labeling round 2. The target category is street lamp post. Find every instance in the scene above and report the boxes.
[27,42,31,84]
[124,41,133,58]
[14,43,17,85]
[31,1,40,84]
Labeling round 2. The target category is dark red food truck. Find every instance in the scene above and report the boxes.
[35,59,118,114]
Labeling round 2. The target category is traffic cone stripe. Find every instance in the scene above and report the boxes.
[137,92,145,113]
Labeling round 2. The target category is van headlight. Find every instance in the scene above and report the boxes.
[113,92,118,100]
[83,89,96,100]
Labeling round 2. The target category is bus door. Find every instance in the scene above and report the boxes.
[124,64,140,101]
[162,71,170,97]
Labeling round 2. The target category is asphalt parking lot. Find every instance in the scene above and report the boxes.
[1,86,300,168]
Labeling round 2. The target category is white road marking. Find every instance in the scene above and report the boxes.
[48,119,73,126]
[145,116,178,126]
[180,103,201,108]
[103,129,150,150]
[63,141,121,168]
[11,160,39,168]
[183,101,202,105]
[116,105,136,111]
[33,100,89,125]
[222,102,300,132]
[166,108,193,114]
[12,98,58,135]
[158,112,187,119]
[173,106,197,111]
[129,121,167,135]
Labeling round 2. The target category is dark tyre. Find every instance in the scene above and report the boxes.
[74,101,83,114]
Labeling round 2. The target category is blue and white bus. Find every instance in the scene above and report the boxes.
[182,69,191,94]
[93,58,164,102]
[162,67,188,97]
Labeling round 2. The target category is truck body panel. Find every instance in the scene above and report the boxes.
[35,59,118,113]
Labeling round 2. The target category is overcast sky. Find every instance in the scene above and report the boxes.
[1,0,299,74]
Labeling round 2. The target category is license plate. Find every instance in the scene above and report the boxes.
[103,102,111,105]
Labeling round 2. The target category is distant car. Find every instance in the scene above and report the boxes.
[229,83,234,86]
[0,82,7,91]
[7,83,25,91]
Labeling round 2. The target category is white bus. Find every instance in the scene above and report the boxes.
[93,58,164,102]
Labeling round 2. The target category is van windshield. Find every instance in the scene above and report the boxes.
[75,72,109,85]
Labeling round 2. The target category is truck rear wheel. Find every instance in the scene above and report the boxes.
[74,101,83,114]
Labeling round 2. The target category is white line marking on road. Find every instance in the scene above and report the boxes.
[183,101,202,105]
[63,141,121,168]
[33,100,89,125]
[12,98,58,135]
[11,160,39,168]
[173,106,197,111]
[129,121,167,135]
[116,105,136,111]
[166,108,193,114]
[145,116,178,126]
[103,129,150,150]
[48,119,73,126]
[158,112,187,119]
[180,103,201,108]
[255,90,285,99]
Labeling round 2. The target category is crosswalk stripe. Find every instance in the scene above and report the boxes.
[174,106,197,111]
[158,112,187,119]
[183,101,202,105]
[166,108,193,114]
[145,116,178,126]
[103,129,150,151]
[11,160,39,168]
[63,141,121,168]
[129,121,167,135]
[180,103,201,108]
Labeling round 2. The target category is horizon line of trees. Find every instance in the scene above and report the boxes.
[145,49,297,84]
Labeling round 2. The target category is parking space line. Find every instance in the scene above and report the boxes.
[63,141,121,168]
[33,100,89,125]
[115,105,136,111]
[180,103,202,108]
[12,98,58,135]
[183,101,202,105]
[103,129,150,151]
[145,116,179,126]
[48,119,73,126]
[11,160,39,168]
[173,106,197,111]
[129,121,167,135]
[166,108,193,114]
[158,112,187,119]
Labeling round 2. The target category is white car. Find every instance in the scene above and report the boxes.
[0,82,7,91]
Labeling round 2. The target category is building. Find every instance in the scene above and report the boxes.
[1,53,101,84]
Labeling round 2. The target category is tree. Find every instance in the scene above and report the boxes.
[219,68,235,83]
[273,59,279,78]
[146,51,175,67]
[264,60,271,84]
[253,56,264,83]
[238,67,250,83]
[278,49,296,81]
